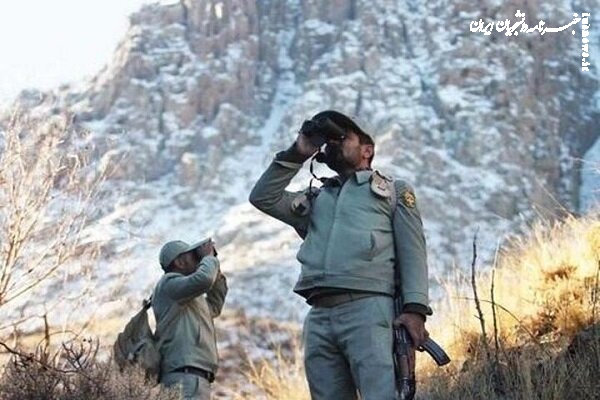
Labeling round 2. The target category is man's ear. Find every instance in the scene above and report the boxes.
[362,144,374,160]
[171,257,182,271]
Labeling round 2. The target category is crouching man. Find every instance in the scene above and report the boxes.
[153,238,227,400]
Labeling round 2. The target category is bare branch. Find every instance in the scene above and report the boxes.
[0,340,77,375]
[470,229,491,361]
[0,112,111,333]
[456,296,552,357]
[491,241,501,366]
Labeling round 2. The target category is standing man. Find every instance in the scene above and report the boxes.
[153,238,228,400]
[249,110,431,399]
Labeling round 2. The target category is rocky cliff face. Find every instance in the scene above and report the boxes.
[1,0,599,322]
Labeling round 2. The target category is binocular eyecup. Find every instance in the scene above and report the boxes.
[299,117,346,148]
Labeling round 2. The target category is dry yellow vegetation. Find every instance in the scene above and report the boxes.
[235,214,600,399]
[0,214,597,399]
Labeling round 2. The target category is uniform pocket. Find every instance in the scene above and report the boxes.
[370,230,393,259]
[181,374,199,398]
[369,231,378,259]
[348,231,373,259]
[297,230,324,267]
[373,296,394,329]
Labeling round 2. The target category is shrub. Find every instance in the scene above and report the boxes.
[0,338,179,400]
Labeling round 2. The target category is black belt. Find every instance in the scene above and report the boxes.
[172,366,215,383]
[309,292,377,308]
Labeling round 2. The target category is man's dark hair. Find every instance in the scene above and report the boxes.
[163,259,177,273]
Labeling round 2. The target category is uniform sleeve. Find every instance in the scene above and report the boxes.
[392,180,433,316]
[206,272,228,317]
[248,144,310,234]
[162,256,220,303]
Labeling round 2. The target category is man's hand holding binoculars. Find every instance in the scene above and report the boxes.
[295,116,347,158]
[295,132,320,157]
[195,240,217,259]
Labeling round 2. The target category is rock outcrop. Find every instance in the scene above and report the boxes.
[1,0,598,321]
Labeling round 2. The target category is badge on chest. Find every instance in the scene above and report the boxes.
[370,170,393,199]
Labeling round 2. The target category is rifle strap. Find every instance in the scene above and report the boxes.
[389,178,402,298]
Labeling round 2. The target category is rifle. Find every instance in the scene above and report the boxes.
[393,296,451,400]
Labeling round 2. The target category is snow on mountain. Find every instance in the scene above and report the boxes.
[0,0,599,329]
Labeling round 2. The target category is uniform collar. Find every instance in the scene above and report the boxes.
[355,169,374,185]
[325,169,373,187]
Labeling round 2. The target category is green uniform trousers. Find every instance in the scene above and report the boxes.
[303,295,395,400]
[161,372,211,400]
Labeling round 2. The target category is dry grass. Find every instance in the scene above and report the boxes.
[232,214,600,399]
[0,212,598,399]
[0,338,180,400]
[234,341,309,400]
[432,215,600,353]
[417,214,600,399]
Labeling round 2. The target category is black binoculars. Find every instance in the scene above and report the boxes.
[299,117,346,148]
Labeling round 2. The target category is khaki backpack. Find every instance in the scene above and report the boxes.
[113,297,178,382]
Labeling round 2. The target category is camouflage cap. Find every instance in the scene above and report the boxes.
[311,110,374,145]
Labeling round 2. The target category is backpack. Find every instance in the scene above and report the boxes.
[113,297,178,382]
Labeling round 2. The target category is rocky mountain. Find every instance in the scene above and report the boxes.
[1,0,599,327]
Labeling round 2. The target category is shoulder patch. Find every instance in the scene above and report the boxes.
[400,188,417,208]
[370,171,393,198]
[374,170,393,182]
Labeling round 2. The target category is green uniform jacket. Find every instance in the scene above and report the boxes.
[152,255,228,375]
[249,152,431,315]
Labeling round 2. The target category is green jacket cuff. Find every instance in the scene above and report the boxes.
[275,143,310,165]
[402,303,432,319]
